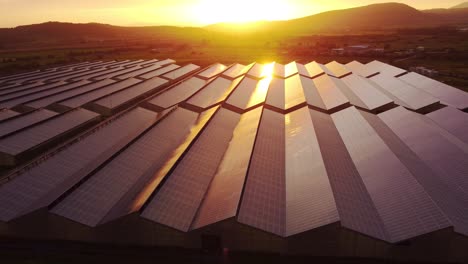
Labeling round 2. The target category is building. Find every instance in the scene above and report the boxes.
[0,59,467,263]
[410,66,439,77]
[345,44,371,54]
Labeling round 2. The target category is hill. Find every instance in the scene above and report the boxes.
[451,2,468,9]
[422,6,468,20]
[1,3,468,49]
[0,22,208,49]
[206,3,468,34]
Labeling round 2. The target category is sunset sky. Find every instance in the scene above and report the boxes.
[0,0,464,28]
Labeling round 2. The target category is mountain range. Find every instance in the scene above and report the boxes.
[206,3,468,33]
[1,2,467,47]
[451,2,468,9]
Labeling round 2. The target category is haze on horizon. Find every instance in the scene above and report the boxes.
[0,0,464,28]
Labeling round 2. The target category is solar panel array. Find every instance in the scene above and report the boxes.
[0,59,467,245]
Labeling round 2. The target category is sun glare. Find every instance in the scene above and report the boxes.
[258,62,275,93]
[248,62,275,104]
[194,0,293,25]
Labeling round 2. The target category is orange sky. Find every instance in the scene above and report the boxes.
[0,0,464,27]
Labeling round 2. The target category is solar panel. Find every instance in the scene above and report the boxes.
[379,107,468,195]
[0,108,99,166]
[145,77,209,110]
[0,82,26,92]
[139,59,160,67]
[104,61,144,69]
[360,108,468,237]
[369,74,439,111]
[138,64,180,80]
[265,75,306,111]
[45,66,113,82]
[0,109,58,138]
[345,61,379,78]
[340,74,393,112]
[20,68,84,84]
[91,65,145,81]
[324,61,351,78]
[101,107,218,225]
[295,63,309,77]
[113,64,163,81]
[0,109,19,122]
[25,79,116,109]
[399,72,468,110]
[57,78,142,109]
[237,109,286,236]
[284,62,300,78]
[284,107,339,236]
[0,68,57,83]
[78,60,125,70]
[1,80,92,109]
[273,63,285,78]
[225,76,270,111]
[303,61,328,78]
[162,64,200,80]
[332,107,451,242]
[109,60,146,69]
[299,75,326,110]
[0,81,68,104]
[309,109,388,241]
[51,107,216,226]
[81,61,121,69]
[265,77,285,110]
[284,75,308,110]
[154,59,177,66]
[187,76,243,110]
[426,107,468,144]
[0,81,53,97]
[74,60,119,70]
[246,63,265,79]
[141,108,246,231]
[64,67,125,82]
[91,77,168,115]
[331,78,367,111]
[0,107,159,221]
[222,63,253,79]
[237,107,340,237]
[75,60,129,70]
[192,107,262,229]
[365,60,407,77]
[196,63,228,80]
[1,59,468,247]
[311,74,350,112]
[141,108,255,230]
[4,69,74,85]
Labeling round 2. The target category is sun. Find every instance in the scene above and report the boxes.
[194,0,293,25]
